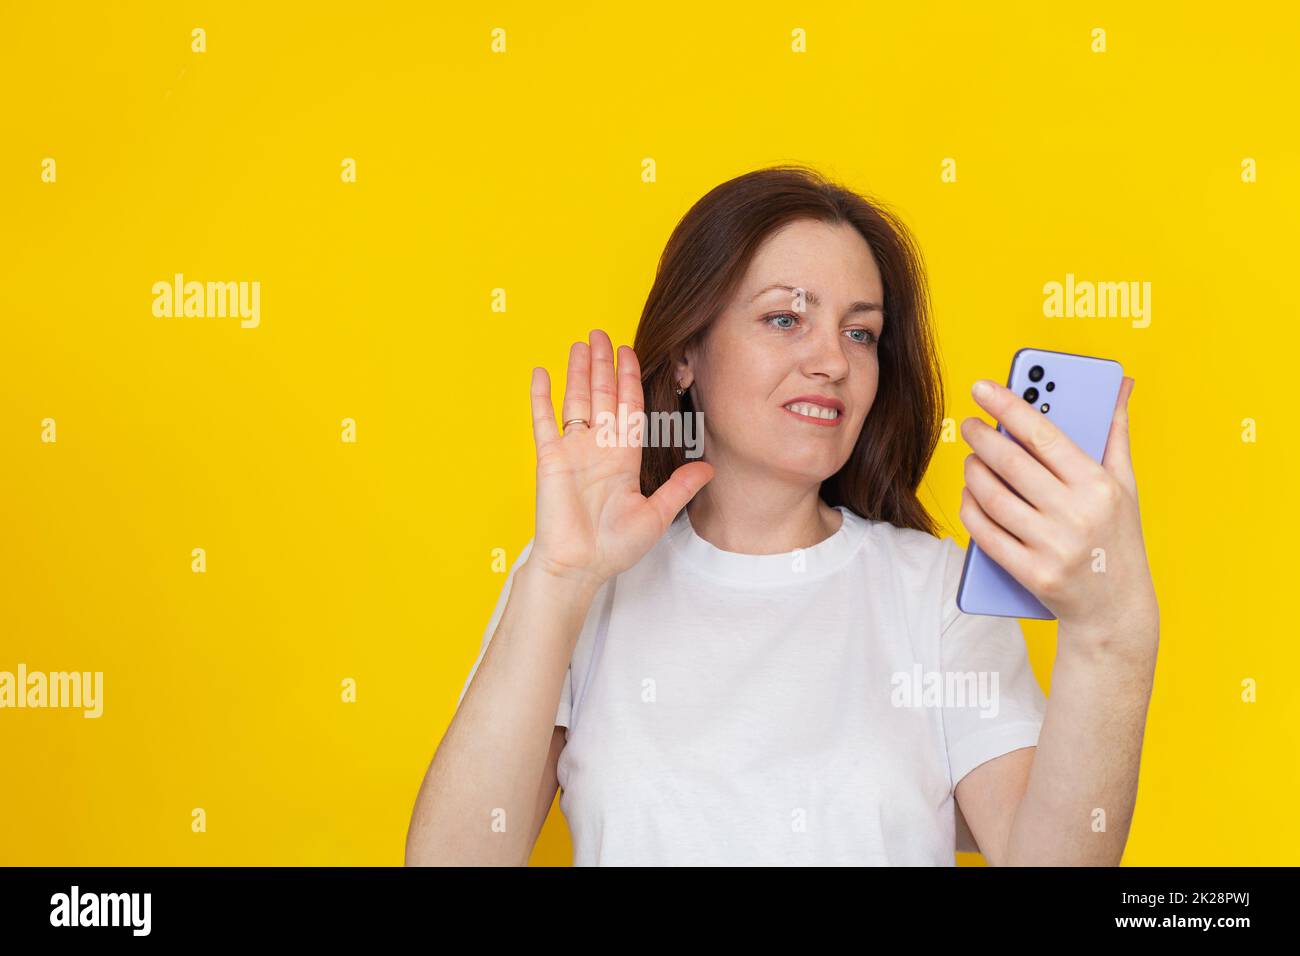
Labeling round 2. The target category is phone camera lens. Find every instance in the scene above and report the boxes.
[1045,381,1055,392]
[1028,365,1044,382]
[1040,403,1050,413]
[1023,386,1039,403]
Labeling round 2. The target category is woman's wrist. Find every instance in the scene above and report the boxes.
[518,556,605,606]
[1056,594,1159,668]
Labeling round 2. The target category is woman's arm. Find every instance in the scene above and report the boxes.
[405,561,598,866]
[958,375,1160,865]
[1002,620,1158,865]
[406,331,713,866]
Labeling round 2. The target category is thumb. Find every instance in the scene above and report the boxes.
[1101,376,1136,491]
[645,460,715,530]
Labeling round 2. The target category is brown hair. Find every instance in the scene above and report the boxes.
[633,163,945,537]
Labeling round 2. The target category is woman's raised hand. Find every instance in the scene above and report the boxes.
[528,329,714,591]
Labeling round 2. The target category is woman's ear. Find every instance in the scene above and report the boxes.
[672,350,694,390]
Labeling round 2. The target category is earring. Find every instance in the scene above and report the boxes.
[674,384,686,396]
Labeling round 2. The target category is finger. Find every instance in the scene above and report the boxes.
[959,486,1035,586]
[616,345,647,450]
[644,461,715,531]
[964,452,1049,548]
[960,416,1068,514]
[589,329,617,425]
[616,345,645,416]
[530,367,559,455]
[971,379,1096,485]
[1101,376,1136,492]
[561,340,591,430]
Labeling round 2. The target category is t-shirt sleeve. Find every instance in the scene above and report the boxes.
[937,536,1047,791]
[455,538,573,729]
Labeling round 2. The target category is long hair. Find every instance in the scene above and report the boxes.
[633,164,945,536]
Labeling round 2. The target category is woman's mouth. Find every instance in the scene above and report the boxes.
[782,401,843,426]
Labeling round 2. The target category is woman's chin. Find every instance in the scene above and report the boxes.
[749,455,843,486]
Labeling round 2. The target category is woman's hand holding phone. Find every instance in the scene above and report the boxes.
[526,329,715,594]
[959,375,1158,657]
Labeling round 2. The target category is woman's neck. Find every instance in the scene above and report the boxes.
[683,467,842,555]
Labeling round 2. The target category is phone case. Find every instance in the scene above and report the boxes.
[956,347,1124,619]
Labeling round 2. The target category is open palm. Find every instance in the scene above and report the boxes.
[528,329,714,589]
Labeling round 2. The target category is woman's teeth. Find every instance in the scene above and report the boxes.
[784,402,839,420]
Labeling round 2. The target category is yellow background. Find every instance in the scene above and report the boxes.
[1,1,1296,865]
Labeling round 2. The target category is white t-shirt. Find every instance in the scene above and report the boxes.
[457,504,1048,865]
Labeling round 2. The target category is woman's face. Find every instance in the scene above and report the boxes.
[678,218,884,486]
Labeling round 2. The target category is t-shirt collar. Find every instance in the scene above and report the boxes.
[667,503,869,586]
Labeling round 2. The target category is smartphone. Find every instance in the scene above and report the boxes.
[956,347,1125,620]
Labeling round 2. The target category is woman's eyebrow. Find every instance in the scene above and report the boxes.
[751,283,884,316]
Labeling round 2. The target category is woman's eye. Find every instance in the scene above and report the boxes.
[767,313,877,346]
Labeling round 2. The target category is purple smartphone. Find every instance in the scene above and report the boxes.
[956,347,1125,620]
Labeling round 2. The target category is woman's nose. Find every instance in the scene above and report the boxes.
[800,325,850,380]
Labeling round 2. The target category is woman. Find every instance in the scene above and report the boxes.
[406,165,1159,866]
